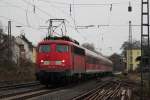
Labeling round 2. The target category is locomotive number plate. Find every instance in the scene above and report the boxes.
[43,61,50,65]
[55,61,61,65]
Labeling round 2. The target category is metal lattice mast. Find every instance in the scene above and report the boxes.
[141,0,150,99]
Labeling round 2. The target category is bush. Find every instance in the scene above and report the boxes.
[0,59,36,82]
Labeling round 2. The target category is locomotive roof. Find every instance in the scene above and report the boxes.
[39,39,73,45]
[39,39,83,48]
[38,39,112,65]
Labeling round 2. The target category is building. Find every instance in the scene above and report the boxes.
[126,49,141,71]
[109,53,126,72]
[32,47,36,63]
[0,32,8,64]
[11,34,36,64]
[0,31,36,66]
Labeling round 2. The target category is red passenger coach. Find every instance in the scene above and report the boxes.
[85,49,112,74]
[36,36,112,85]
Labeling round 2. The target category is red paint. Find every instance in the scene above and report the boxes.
[36,39,113,74]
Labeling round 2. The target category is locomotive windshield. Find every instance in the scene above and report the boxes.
[39,44,50,53]
[56,44,69,52]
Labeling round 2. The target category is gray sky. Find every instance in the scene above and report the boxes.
[0,0,141,56]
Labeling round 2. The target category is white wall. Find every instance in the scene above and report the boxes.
[12,36,34,63]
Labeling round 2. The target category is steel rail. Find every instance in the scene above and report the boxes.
[0,81,40,91]
[72,81,112,100]
[72,79,134,100]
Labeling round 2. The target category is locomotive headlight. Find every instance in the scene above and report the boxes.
[62,60,65,63]
[40,60,44,63]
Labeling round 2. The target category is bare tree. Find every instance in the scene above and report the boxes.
[109,53,126,72]
[82,42,102,55]
[0,21,11,65]
[0,21,3,42]
[82,43,95,51]
[120,40,141,57]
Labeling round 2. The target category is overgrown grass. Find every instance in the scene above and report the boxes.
[0,60,36,82]
[127,72,150,99]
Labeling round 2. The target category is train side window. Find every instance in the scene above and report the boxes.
[73,46,85,55]
[39,44,50,53]
[93,58,97,64]
[56,44,69,52]
[96,59,99,64]
[86,56,91,62]
[88,56,93,64]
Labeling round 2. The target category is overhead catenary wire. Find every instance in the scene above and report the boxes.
[38,0,73,20]
[38,0,75,26]
[0,0,141,42]
[35,0,139,6]
[0,15,46,33]
[72,0,77,29]
[35,0,132,33]
[0,0,60,37]
[0,0,141,55]
[1,1,46,22]
[21,0,55,18]
[38,0,70,5]
[0,0,48,33]
[76,24,146,28]
[1,1,28,12]
[0,0,133,26]
[21,0,79,31]
[0,15,48,44]
[64,23,87,40]
[25,0,31,27]
[38,0,78,28]
[36,0,87,40]
[36,0,136,28]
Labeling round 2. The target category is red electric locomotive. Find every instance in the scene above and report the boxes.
[36,36,112,85]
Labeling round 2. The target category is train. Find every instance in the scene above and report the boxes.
[35,36,113,85]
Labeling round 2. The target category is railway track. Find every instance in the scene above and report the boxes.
[72,79,135,100]
[0,81,18,87]
[0,81,40,91]
[0,81,13,85]
[0,83,80,100]
[2,87,60,100]
[0,78,136,100]
[0,81,45,99]
[0,80,81,100]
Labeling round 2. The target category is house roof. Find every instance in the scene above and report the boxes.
[20,34,34,48]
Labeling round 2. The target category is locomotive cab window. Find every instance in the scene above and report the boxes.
[56,44,69,52]
[39,44,50,53]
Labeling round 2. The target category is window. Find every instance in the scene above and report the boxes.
[56,44,69,52]
[19,44,25,52]
[73,46,85,55]
[39,44,50,53]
